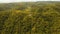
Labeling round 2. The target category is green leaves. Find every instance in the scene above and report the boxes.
[0,2,60,34]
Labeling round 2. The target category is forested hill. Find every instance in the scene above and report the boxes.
[0,2,60,34]
[0,1,60,11]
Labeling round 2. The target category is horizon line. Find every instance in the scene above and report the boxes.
[0,1,60,3]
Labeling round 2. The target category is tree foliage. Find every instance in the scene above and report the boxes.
[0,2,60,34]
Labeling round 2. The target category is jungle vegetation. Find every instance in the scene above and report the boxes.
[0,1,60,34]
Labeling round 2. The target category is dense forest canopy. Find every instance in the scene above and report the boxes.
[0,1,60,34]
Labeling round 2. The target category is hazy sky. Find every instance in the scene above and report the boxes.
[0,0,60,3]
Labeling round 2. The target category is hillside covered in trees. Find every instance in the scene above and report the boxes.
[0,2,60,34]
